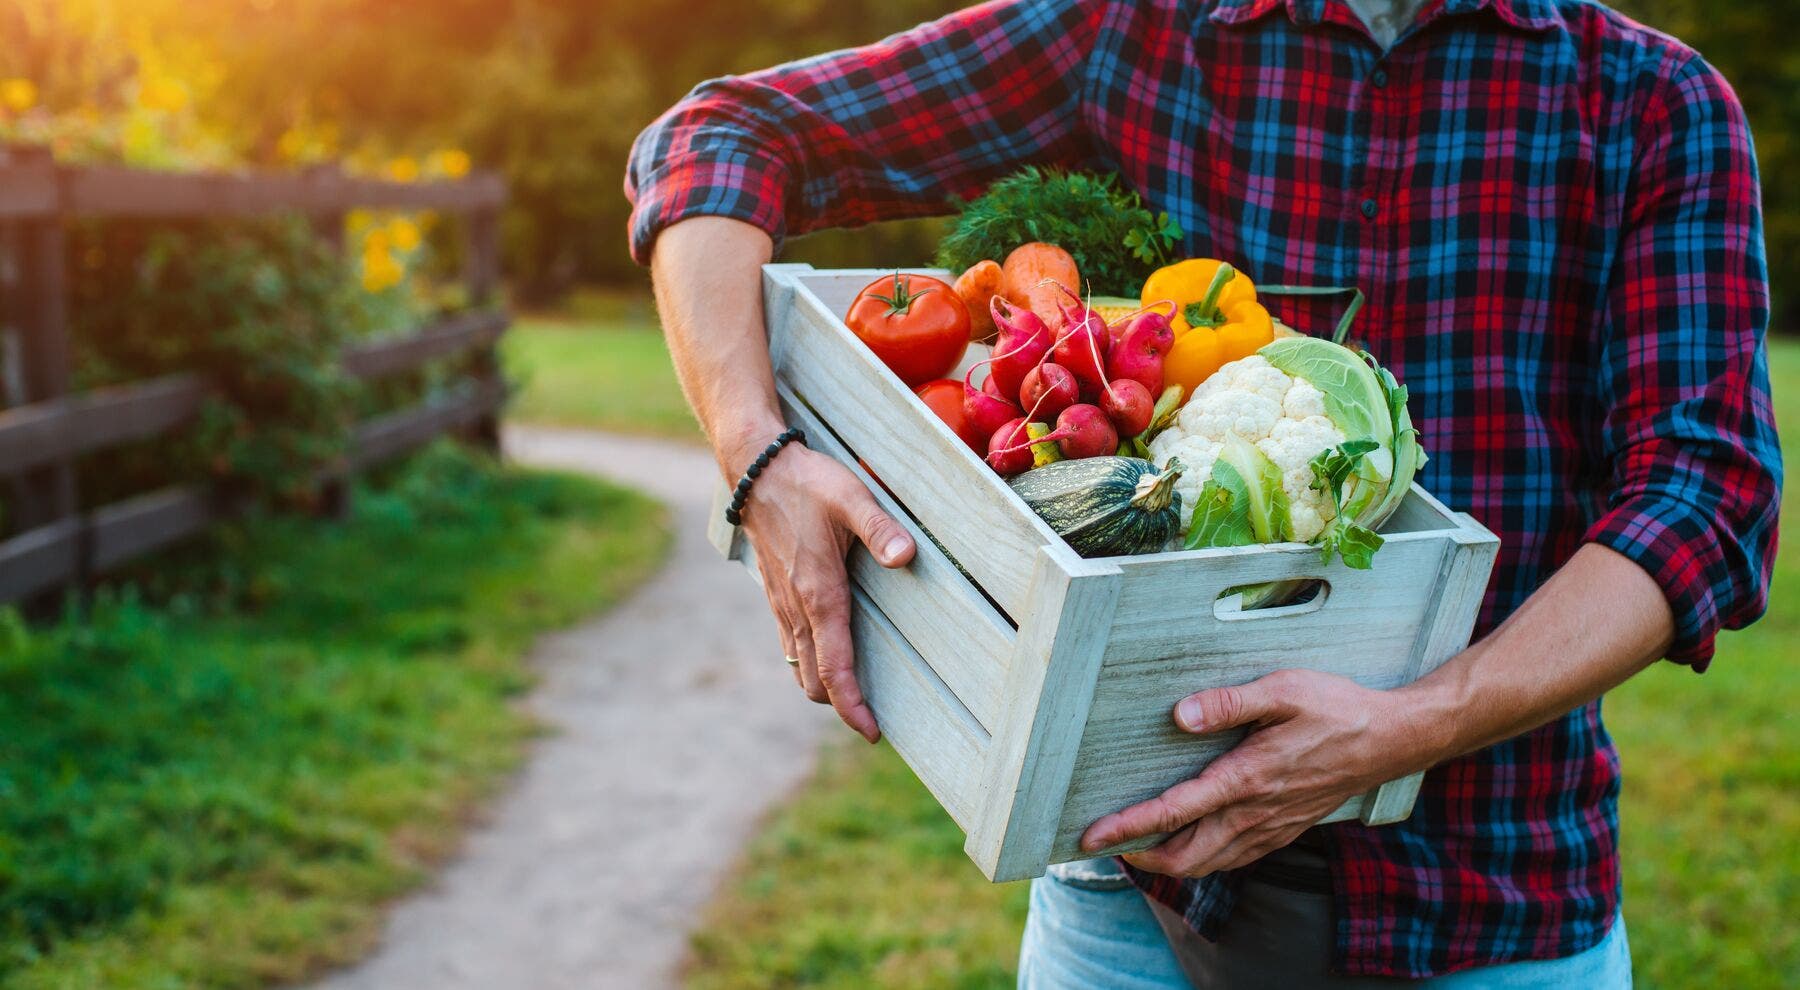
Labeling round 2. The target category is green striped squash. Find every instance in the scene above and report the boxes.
[1009,456,1185,558]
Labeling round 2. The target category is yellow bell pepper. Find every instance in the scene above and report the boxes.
[1145,260,1275,394]
[1142,258,1258,334]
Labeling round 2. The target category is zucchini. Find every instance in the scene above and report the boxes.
[1009,456,1184,558]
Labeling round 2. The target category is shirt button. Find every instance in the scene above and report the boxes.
[1360,198,1378,219]
[1372,68,1389,88]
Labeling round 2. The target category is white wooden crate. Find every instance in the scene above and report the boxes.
[709,263,1500,882]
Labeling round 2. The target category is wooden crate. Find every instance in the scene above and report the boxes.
[709,264,1500,882]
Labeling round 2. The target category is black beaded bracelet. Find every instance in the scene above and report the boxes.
[724,427,806,526]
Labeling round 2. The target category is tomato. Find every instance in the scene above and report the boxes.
[845,273,970,387]
[914,377,979,449]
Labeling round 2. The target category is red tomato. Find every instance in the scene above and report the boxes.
[914,377,979,448]
[845,273,970,387]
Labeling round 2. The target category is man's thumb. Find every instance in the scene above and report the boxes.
[840,487,914,568]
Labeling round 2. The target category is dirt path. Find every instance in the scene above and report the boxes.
[307,425,836,990]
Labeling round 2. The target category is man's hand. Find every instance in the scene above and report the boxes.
[1079,669,1433,877]
[1078,543,1677,878]
[650,216,916,743]
[735,441,914,742]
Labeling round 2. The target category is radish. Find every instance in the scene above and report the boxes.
[984,298,1052,403]
[982,373,1005,399]
[1052,403,1120,459]
[1052,294,1112,400]
[1115,309,1176,357]
[962,365,1022,453]
[986,416,1036,476]
[1019,362,1079,420]
[1097,376,1155,436]
[996,403,1119,464]
[1106,311,1173,396]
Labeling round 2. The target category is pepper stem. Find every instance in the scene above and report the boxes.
[1183,263,1237,328]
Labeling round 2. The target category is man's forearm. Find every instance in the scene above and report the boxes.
[1398,543,1676,765]
[649,217,786,479]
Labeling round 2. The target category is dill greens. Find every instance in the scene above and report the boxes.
[934,167,1182,297]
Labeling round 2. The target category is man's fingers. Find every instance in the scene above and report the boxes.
[835,483,915,569]
[1122,812,1263,878]
[794,630,828,704]
[1082,754,1263,851]
[1173,670,1304,734]
[797,576,880,743]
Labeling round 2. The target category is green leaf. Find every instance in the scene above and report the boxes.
[1306,439,1387,568]
[934,167,1179,296]
[1185,460,1258,549]
[1218,433,1291,543]
[1308,437,1379,505]
[1320,521,1384,569]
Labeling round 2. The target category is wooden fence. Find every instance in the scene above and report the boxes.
[0,144,509,604]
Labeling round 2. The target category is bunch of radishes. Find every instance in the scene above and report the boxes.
[957,282,1177,476]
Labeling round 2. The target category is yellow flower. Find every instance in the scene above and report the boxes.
[384,156,420,183]
[276,129,306,161]
[363,227,392,253]
[0,78,36,112]
[431,149,472,179]
[361,249,404,292]
[136,77,189,113]
[387,217,422,252]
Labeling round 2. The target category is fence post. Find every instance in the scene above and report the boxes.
[309,163,353,519]
[2,145,82,610]
[462,202,503,455]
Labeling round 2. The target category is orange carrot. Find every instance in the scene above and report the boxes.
[953,259,1004,340]
[1001,242,1080,330]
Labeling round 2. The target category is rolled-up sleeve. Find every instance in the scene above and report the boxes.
[623,0,1105,265]
[1583,54,1783,669]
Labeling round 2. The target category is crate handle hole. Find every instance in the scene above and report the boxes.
[1213,580,1329,620]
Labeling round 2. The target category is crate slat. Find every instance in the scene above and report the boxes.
[847,587,989,830]
[774,386,1016,732]
[726,528,990,830]
[765,266,1060,622]
[967,545,1122,881]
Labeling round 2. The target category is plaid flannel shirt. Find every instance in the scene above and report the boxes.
[625,0,1781,977]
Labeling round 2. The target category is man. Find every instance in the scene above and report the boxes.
[625,0,1781,985]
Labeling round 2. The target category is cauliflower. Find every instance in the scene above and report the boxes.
[1150,355,1347,541]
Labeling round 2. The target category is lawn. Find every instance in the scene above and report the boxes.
[679,337,1800,989]
[503,288,704,442]
[0,445,671,988]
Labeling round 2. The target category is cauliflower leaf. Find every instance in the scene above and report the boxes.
[1307,439,1387,569]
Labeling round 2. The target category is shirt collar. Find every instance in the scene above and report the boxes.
[1207,0,1560,33]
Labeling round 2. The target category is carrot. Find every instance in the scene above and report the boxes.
[1001,242,1079,329]
[953,260,1004,341]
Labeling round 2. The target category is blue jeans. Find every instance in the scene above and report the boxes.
[1017,858,1632,989]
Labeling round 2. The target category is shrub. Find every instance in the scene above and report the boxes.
[65,217,400,508]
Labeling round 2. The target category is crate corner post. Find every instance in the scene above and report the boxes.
[1355,502,1500,825]
[966,544,1122,883]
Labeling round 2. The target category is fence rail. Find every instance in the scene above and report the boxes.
[0,143,509,606]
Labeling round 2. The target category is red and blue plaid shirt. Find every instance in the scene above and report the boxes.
[626,0,1781,977]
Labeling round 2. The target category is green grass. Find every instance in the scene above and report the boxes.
[503,289,703,441]
[685,338,1800,990]
[0,445,672,989]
